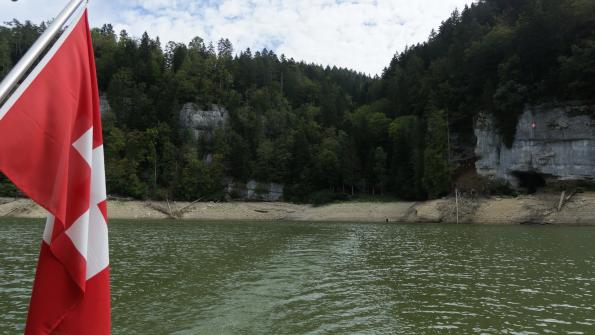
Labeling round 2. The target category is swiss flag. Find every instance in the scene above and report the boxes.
[0,9,110,335]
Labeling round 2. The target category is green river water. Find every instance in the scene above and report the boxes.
[1,219,594,334]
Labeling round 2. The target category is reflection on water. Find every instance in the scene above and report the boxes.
[1,219,594,334]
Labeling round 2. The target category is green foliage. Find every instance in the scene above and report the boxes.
[559,41,595,99]
[423,109,452,199]
[388,116,424,199]
[371,147,387,195]
[492,80,527,147]
[0,31,11,79]
[313,130,341,188]
[173,152,223,201]
[0,174,19,197]
[308,190,348,206]
[486,179,516,196]
[1,0,594,202]
[383,0,595,141]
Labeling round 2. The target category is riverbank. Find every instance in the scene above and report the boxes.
[1,192,594,224]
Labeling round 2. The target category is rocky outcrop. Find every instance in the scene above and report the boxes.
[99,94,111,116]
[225,180,284,202]
[179,103,229,140]
[475,103,595,186]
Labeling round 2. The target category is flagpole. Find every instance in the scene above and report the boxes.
[0,0,87,106]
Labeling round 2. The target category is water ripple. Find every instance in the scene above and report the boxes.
[1,220,594,335]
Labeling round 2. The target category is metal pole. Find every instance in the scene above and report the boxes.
[0,0,87,105]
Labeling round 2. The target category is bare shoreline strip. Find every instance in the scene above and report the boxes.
[1,192,594,225]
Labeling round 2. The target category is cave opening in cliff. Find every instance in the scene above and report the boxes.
[511,171,546,193]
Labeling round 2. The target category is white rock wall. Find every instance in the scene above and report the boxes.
[475,103,595,185]
[179,103,229,140]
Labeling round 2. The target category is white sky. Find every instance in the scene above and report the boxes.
[0,0,475,76]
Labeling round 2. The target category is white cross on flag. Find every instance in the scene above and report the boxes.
[0,9,110,335]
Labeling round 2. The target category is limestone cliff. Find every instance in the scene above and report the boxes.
[475,102,595,186]
[225,180,284,202]
[99,94,111,116]
[177,104,285,200]
[179,103,229,140]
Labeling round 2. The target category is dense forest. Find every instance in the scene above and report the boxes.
[1,0,594,202]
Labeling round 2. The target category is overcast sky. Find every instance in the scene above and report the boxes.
[1,0,474,76]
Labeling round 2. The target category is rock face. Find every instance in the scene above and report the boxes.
[99,94,111,116]
[475,103,595,186]
[179,103,229,140]
[226,180,284,202]
[178,103,286,199]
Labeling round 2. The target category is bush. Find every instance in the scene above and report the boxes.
[308,190,341,206]
[284,183,313,203]
[486,179,516,196]
[0,175,20,197]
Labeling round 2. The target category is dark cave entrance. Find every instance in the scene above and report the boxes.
[511,171,546,194]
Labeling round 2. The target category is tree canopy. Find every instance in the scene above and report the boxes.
[1,0,594,202]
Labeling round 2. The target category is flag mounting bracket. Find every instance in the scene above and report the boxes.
[0,0,88,107]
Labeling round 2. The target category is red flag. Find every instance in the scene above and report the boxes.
[0,9,110,334]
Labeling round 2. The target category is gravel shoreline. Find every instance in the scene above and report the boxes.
[1,192,594,225]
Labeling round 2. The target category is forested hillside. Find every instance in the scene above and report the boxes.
[1,0,594,202]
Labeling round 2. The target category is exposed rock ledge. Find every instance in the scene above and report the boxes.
[475,102,595,187]
[179,103,229,140]
[2,193,594,225]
